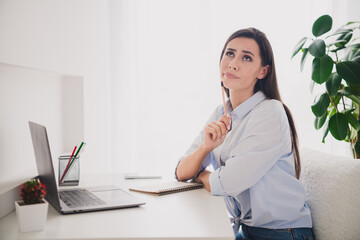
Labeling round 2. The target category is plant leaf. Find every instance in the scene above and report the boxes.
[330,46,346,53]
[350,126,358,139]
[334,31,353,47]
[355,141,360,157]
[326,28,352,38]
[336,61,360,86]
[311,93,330,117]
[322,121,329,143]
[329,113,348,140]
[346,49,360,63]
[292,37,308,59]
[312,15,333,37]
[348,43,360,49]
[300,48,309,72]
[310,79,315,94]
[312,55,334,84]
[345,94,360,105]
[314,114,327,130]
[309,39,326,57]
[344,111,360,131]
[326,72,342,97]
[342,108,356,114]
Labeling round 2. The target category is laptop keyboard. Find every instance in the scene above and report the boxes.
[59,189,106,208]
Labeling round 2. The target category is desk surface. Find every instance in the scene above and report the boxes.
[0,173,234,240]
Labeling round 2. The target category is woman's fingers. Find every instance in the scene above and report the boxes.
[211,122,221,140]
[219,114,231,130]
[208,121,227,140]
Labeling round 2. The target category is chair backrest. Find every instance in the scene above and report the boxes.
[300,148,360,240]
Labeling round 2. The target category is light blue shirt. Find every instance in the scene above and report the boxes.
[177,91,312,233]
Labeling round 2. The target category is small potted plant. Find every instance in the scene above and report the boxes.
[15,178,48,232]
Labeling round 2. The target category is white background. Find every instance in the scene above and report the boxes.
[0,0,359,183]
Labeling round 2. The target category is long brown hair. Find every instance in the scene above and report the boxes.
[220,28,301,179]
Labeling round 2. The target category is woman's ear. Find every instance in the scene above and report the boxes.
[258,65,270,80]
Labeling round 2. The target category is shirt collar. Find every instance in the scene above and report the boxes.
[226,91,267,119]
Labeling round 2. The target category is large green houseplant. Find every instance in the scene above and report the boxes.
[292,15,360,158]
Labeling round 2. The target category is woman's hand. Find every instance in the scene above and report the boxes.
[202,114,231,152]
[194,170,211,192]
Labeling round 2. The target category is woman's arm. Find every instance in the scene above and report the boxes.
[176,114,231,181]
[176,143,211,181]
[194,170,211,191]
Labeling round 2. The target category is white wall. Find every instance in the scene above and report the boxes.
[0,0,112,177]
[0,63,83,184]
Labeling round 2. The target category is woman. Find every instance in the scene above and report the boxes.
[175,28,314,240]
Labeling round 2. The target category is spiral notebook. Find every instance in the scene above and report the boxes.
[129,181,203,196]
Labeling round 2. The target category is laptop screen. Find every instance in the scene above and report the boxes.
[28,121,61,212]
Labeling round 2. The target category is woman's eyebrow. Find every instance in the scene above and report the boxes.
[227,48,255,57]
[242,50,255,57]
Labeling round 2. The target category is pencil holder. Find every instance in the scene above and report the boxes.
[58,155,80,186]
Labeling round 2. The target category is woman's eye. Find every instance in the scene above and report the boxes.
[226,51,234,57]
[244,55,252,61]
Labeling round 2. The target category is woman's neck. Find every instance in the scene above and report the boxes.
[230,89,255,110]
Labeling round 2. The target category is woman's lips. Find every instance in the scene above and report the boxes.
[224,72,239,79]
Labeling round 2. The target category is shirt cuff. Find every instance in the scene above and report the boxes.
[209,168,226,196]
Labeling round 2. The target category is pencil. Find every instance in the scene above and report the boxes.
[221,81,227,116]
[60,145,77,183]
[61,142,85,183]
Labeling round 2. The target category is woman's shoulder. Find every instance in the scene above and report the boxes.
[251,98,287,121]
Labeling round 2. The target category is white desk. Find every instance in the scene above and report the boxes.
[0,174,234,240]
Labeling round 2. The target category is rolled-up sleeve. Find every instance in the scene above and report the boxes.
[174,132,213,180]
[210,105,290,197]
[175,105,222,181]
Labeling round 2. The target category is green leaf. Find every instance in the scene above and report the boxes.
[336,61,360,86]
[333,93,342,105]
[350,126,358,139]
[355,142,360,157]
[348,85,360,95]
[342,108,356,114]
[312,55,334,84]
[329,113,348,140]
[326,73,342,97]
[310,79,315,94]
[334,31,353,47]
[349,43,360,49]
[338,88,360,104]
[326,28,352,38]
[309,39,326,57]
[330,46,346,53]
[312,15,333,37]
[311,93,330,117]
[346,49,360,63]
[314,114,327,130]
[300,48,309,72]
[322,121,329,143]
[292,37,308,59]
[345,21,360,26]
[344,111,360,131]
[345,94,360,105]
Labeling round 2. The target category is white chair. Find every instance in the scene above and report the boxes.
[300,148,360,240]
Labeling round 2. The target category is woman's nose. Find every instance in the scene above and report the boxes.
[229,60,239,71]
[228,64,238,71]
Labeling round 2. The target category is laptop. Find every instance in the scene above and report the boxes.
[28,121,145,214]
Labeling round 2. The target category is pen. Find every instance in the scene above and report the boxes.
[61,142,85,183]
[60,145,77,183]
